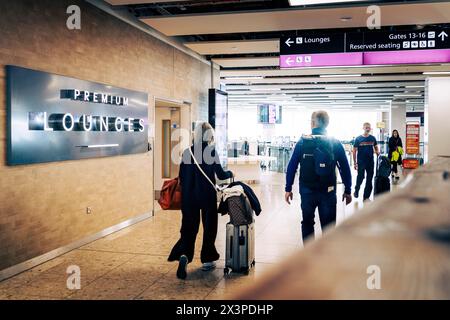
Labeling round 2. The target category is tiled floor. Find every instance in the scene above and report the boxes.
[0,171,400,300]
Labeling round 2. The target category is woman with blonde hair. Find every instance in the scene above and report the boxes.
[168,122,233,279]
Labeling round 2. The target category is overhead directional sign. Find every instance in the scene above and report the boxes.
[280,27,450,68]
[347,30,449,52]
[282,33,345,54]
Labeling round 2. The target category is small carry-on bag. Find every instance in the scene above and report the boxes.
[158,178,182,210]
[374,155,391,195]
[226,193,254,226]
[224,222,255,275]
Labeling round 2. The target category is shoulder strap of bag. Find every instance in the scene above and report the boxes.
[189,147,219,192]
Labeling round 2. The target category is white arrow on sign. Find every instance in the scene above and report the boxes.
[285,38,294,47]
[438,31,448,41]
[285,57,293,66]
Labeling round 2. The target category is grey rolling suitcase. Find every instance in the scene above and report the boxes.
[224,223,255,275]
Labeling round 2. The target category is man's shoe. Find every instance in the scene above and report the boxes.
[353,191,359,199]
[202,261,216,271]
[176,255,188,279]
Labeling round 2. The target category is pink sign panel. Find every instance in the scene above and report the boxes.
[363,49,450,65]
[280,52,363,68]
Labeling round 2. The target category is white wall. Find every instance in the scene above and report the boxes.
[390,101,407,144]
[425,77,450,159]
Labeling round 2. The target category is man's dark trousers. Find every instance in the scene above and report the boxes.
[300,191,337,241]
[355,162,374,200]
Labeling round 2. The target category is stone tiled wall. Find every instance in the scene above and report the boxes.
[0,0,217,271]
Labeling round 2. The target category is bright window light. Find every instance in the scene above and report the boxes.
[289,0,366,6]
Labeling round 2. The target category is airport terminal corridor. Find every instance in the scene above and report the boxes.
[0,171,375,300]
[1,0,449,306]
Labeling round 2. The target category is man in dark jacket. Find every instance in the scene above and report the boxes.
[285,111,352,243]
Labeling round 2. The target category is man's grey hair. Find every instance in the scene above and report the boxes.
[193,122,215,145]
[312,110,330,129]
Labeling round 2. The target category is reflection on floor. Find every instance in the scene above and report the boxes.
[0,171,403,300]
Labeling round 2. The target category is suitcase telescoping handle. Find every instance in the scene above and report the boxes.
[239,230,245,245]
[229,236,233,259]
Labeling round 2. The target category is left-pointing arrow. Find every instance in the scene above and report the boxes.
[285,38,294,47]
[286,57,293,66]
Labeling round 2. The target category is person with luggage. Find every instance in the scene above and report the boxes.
[285,111,352,242]
[352,122,380,201]
[168,122,233,280]
[388,129,403,180]
[374,154,392,195]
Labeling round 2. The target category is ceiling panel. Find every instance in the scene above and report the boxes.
[105,0,192,5]
[221,75,426,84]
[213,56,279,68]
[141,2,450,36]
[184,39,279,55]
[227,88,421,94]
[220,64,450,77]
[224,82,424,90]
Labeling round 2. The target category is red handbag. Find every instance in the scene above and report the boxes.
[158,177,182,210]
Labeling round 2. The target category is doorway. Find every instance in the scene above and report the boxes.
[154,98,191,201]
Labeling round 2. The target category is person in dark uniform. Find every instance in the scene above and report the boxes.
[168,122,233,279]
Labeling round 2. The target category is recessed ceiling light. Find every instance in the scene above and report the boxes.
[325,86,358,89]
[224,76,264,80]
[394,94,422,97]
[289,0,365,5]
[340,17,352,22]
[250,88,281,91]
[423,71,450,75]
[319,74,362,78]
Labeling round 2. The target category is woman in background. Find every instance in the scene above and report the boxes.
[388,129,403,180]
[168,122,233,279]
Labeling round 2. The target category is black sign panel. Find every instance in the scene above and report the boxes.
[7,66,149,165]
[208,89,228,168]
[347,29,449,52]
[280,33,345,55]
[280,28,450,55]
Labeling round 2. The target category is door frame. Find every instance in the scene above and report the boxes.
[153,97,192,202]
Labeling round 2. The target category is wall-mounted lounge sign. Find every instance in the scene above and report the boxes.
[280,27,450,68]
[6,66,149,165]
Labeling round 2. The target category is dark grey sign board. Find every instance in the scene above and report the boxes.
[6,66,149,165]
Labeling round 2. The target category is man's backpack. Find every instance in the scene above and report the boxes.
[299,135,336,190]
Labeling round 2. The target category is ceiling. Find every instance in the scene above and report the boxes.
[103,0,450,111]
